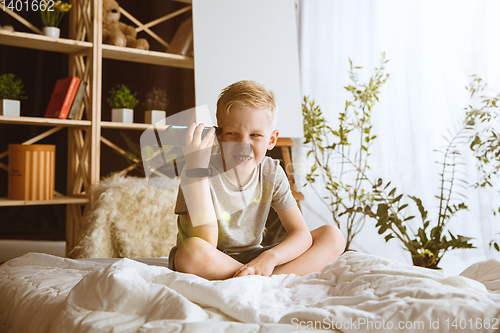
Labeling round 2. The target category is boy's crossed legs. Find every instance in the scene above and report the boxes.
[174,224,345,280]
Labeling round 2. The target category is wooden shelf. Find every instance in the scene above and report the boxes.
[0,31,193,69]
[101,121,170,130]
[0,30,91,54]
[0,195,89,207]
[102,44,194,69]
[0,116,91,128]
[102,45,194,69]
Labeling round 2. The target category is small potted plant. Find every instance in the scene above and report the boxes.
[107,84,139,123]
[0,73,27,117]
[40,0,72,38]
[143,87,169,125]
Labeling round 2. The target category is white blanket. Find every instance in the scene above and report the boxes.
[1,251,500,332]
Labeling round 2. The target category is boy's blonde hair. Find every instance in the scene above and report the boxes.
[216,80,277,128]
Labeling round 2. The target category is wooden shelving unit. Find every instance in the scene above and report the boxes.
[101,44,193,68]
[0,29,91,54]
[0,0,195,255]
[0,29,194,68]
[0,115,91,128]
[0,196,89,207]
[100,121,170,131]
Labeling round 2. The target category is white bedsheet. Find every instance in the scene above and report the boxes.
[1,251,500,332]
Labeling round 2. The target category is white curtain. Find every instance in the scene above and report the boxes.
[296,0,500,275]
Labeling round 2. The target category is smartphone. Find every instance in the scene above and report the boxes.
[157,125,222,146]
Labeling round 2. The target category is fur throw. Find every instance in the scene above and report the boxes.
[70,175,179,259]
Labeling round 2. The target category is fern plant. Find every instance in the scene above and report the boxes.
[302,54,389,250]
[344,81,491,268]
[357,119,476,269]
[303,55,481,268]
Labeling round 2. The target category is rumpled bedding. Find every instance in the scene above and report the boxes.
[1,251,499,333]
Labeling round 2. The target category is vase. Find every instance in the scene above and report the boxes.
[145,110,166,125]
[112,108,134,123]
[0,99,20,117]
[43,27,60,38]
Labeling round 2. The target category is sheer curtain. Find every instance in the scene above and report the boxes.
[296,0,500,275]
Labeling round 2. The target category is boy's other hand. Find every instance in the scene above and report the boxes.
[232,251,278,278]
[183,123,216,170]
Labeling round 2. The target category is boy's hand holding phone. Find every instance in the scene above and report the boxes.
[182,123,217,170]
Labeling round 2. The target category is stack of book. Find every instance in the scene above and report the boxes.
[44,76,87,120]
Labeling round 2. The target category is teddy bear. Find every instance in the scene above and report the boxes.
[102,0,149,50]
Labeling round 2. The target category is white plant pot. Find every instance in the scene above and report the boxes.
[0,99,21,117]
[112,108,134,123]
[145,110,166,125]
[43,27,60,38]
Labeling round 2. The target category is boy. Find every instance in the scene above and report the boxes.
[168,80,345,280]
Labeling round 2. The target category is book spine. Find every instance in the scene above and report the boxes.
[58,77,81,119]
[45,78,68,118]
[67,81,87,120]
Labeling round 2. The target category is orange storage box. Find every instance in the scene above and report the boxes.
[8,144,56,200]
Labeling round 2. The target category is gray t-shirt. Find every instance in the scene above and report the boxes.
[172,155,296,256]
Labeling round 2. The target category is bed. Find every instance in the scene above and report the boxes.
[1,250,500,333]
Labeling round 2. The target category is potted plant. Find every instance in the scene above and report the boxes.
[107,84,139,123]
[143,87,169,125]
[341,78,494,269]
[39,0,72,38]
[303,55,478,269]
[0,73,27,117]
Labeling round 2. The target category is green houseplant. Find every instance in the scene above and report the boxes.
[359,133,475,269]
[143,87,169,125]
[303,56,480,269]
[343,77,500,269]
[302,54,389,250]
[108,84,139,124]
[0,73,27,117]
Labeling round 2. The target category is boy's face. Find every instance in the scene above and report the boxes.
[217,105,279,173]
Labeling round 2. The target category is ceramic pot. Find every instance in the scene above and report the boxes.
[43,27,60,38]
[0,99,20,117]
[145,110,166,125]
[112,108,134,123]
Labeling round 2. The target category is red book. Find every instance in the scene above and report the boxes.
[44,77,81,119]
